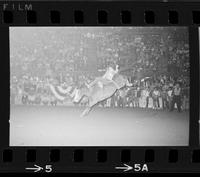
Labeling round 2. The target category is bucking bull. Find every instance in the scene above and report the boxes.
[49,71,132,117]
[73,73,132,117]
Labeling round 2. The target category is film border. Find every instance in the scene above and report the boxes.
[0,0,199,173]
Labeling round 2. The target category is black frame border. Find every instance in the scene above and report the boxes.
[0,1,199,173]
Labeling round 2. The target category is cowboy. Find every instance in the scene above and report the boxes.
[87,63,120,89]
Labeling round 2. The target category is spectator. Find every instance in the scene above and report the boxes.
[152,87,160,109]
[145,87,151,108]
[182,87,189,111]
[161,85,169,110]
[170,83,182,112]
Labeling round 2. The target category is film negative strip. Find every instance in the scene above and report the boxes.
[0,0,199,173]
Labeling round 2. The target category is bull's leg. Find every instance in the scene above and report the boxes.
[80,100,97,117]
[80,107,91,117]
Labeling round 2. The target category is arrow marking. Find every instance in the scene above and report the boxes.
[115,163,133,172]
[25,164,43,173]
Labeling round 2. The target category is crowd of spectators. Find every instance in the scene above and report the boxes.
[10,27,190,112]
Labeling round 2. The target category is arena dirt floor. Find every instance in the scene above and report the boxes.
[10,105,189,146]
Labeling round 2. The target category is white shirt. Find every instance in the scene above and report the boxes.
[102,67,117,80]
[168,90,173,97]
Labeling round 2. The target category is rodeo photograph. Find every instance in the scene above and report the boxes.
[9,27,190,146]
